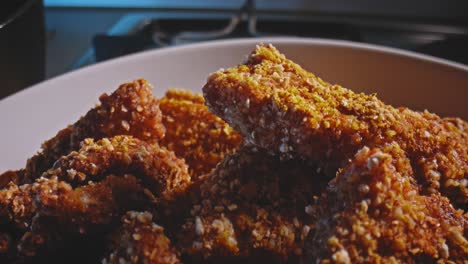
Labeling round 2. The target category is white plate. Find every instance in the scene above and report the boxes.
[1,37,467,171]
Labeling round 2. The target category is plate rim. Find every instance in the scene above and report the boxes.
[2,36,467,105]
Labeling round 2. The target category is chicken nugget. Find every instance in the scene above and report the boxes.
[42,135,191,201]
[0,182,36,230]
[203,44,467,207]
[103,211,181,264]
[159,90,242,178]
[0,180,38,261]
[0,134,191,261]
[0,179,56,260]
[304,144,467,263]
[18,175,153,258]
[178,145,327,262]
[2,79,165,186]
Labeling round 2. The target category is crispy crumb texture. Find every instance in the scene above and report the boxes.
[178,146,327,261]
[18,175,153,258]
[3,79,165,185]
[203,44,468,207]
[43,135,191,201]
[305,144,467,263]
[160,89,242,178]
[103,211,181,264]
[0,47,466,263]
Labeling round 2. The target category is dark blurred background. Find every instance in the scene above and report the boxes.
[1,0,468,98]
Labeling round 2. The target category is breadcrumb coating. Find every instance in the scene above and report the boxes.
[12,79,165,184]
[0,135,191,261]
[0,181,42,261]
[159,90,242,178]
[42,135,191,202]
[305,144,467,263]
[0,48,466,263]
[203,44,468,207]
[0,170,25,189]
[103,211,181,264]
[18,175,153,258]
[0,182,35,230]
[178,145,327,261]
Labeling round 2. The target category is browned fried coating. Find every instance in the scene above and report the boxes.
[0,135,191,261]
[0,179,52,260]
[159,90,242,178]
[0,181,37,260]
[103,211,181,264]
[42,135,191,202]
[0,180,51,261]
[305,144,467,263]
[18,175,153,258]
[7,79,165,185]
[178,145,327,261]
[0,170,24,190]
[203,44,468,207]
[0,182,35,230]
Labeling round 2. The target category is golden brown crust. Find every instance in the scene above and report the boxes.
[0,170,25,189]
[0,181,39,260]
[19,79,165,183]
[159,89,242,178]
[0,182,35,230]
[0,48,465,263]
[203,44,468,207]
[18,175,154,258]
[305,144,467,263]
[42,135,191,202]
[103,211,181,264]
[178,145,327,261]
[0,134,191,261]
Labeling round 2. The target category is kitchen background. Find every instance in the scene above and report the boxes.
[2,0,468,98]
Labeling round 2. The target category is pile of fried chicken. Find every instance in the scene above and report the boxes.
[0,44,466,263]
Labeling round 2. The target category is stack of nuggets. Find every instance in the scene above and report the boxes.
[0,80,242,263]
[202,44,467,263]
[0,44,466,264]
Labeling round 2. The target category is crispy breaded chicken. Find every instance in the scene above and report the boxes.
[305,144,467,263]
[0,181,41,261]
[0,47,465,264]
[178,145,327,262]
[0,79,165,187]
[0,135,191,261]
[203,44,468,207]
[18,175,153,259]
[42,135,191,201]
[0,182,36,231]
[0,175,152,262]
[159,90,242,178]
[103,211,181,264]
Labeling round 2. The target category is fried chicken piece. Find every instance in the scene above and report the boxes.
[159,90,242,178]
[0,182,36,231]
[203,44,468,207]
[18,175,154,258]
[103,211,181,264]
[42,135,191,202]
[0,135,191,261]
[0,180,47,261]
[0,178,56,260]
[1,79,165,186]
[0,170,24,190]
[304,144,467,263]
[0,174,151,261]
[178,145,327,262]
